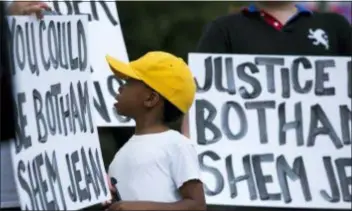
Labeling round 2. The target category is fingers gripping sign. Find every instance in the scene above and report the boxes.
[7,0,52,19]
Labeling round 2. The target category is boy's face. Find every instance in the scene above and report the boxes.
[114,77,160,118]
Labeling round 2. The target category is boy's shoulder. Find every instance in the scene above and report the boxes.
[167,130,193,142]
[166,130,196,151]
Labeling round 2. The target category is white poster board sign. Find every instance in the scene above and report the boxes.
[46,0,134,127]
[8,16,111,210]
[188,53,351,209]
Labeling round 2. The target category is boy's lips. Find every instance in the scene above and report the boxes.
[115,94,121,101]
[114,94,121,107]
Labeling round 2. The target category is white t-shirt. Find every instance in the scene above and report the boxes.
[108,130,201,202]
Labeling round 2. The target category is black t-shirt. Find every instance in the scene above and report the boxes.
[0,2,16,141]
[197,10,352,56]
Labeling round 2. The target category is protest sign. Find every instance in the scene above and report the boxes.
[46,0,133,127]
[8,16,111,210]
[188,53,351,209]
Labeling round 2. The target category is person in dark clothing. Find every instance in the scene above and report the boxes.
[0,2,16,142]
[0,1,51,209]
[183,1,352,138]
[195,2,351,211]
[197,2,352,56]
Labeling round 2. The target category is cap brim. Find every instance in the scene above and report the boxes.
[105,55,140,80]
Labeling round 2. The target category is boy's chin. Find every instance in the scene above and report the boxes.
[113,105,129,118]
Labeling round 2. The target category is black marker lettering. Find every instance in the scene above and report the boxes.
[315,59,335,96]
[57,21,69,70]
[60,93,72,136]
[89,148,108,196]
[78,81,94,133]
[25,22,39,75]
[51,84,63,134]
[39,21,50,70]
[320,156,340,202]
[17,160,34,210]
[95,0,118,26]
[195,99,222,145]
[45,91,56,136]
[245,101,275,144]
[276,155,311,203]
[93,81,111,123]
[14,19,26,71]
[30,155,45,210]
[291,57,313,94]
[278,102,304,146]
[45,151,66,210]
[348,60,351,98]
[237,62,261,99]
[48,20,59,69]
[280,67,290,98]
[15,93,32,154]
[70,83,83,134]
[67,21,78,70]
[307,104,343,149]
[81,147,94,200]
[198,151,224,196]
[66,153,77,202]
[221,101,247,141]
[53,1,73,15]
[196,57,212,93]
[77,20,87,71]
[335,158,351,202]
[339,105,351,146]
[226,154,257,200]
[214,57,235,94]
[252,154,281,201]
[255,57,284,94]
[33,89,48,143]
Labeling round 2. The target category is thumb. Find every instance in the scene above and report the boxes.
[106,174,117,193]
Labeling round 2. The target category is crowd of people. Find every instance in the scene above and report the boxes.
[1,1,351,211]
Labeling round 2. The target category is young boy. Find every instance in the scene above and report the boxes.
[105,51,206,211]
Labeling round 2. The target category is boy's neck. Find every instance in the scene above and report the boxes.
[134,118,169,135]
[256,2,297,25]
[256,2,295,10]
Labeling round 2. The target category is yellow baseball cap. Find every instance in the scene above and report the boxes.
[105,51,196,114]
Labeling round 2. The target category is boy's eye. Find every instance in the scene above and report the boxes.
[124,78,135,85]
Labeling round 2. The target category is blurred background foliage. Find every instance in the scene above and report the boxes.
[116,1,351,62]
[117,1,246,61]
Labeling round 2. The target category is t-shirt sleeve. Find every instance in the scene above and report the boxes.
[196,21,229,53]
[170,141,201,189]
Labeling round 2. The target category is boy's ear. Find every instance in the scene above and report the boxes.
[144,91,160,108]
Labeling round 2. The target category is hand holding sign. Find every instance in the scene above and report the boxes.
[107,201,146,211]
[8,0,51,18]
[102,175,118,207]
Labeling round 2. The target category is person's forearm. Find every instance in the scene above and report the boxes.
[136,199,206,211]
